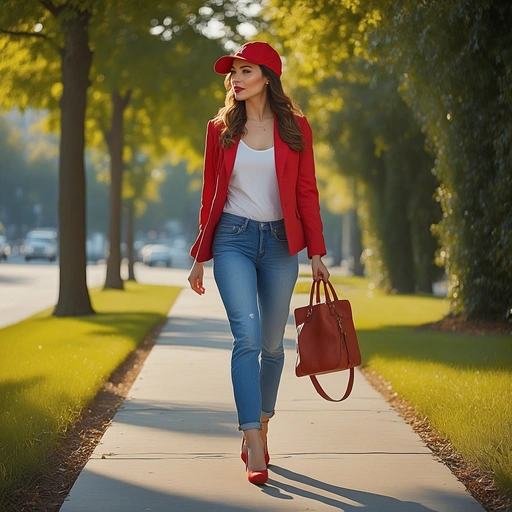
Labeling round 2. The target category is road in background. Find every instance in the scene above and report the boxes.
[0,259,192,329]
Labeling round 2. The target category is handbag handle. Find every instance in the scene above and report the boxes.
[309,279,339,308]
[310,368,355,402]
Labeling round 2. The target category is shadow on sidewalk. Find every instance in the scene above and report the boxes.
[61,468,259,511]
[113,400,239,438]
[160,315,299,351]
[158,316,233,350]
[266,465,438,511]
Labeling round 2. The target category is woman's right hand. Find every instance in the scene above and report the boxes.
[188,261,205,295]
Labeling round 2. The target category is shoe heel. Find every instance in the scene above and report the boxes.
[247,468,268,485]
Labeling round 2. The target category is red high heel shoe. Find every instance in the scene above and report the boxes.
[245,445,268,485]
[246,464,268,485]
[241,438,270,467]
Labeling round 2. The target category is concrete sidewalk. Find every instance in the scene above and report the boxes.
[61,268,483,512]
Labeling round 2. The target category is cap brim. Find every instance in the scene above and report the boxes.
[213,56,234,74]
[214,55,252,74]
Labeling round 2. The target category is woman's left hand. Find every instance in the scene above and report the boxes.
[311,255,330,282]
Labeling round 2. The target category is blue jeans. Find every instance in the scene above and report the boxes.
[213,212,299,431]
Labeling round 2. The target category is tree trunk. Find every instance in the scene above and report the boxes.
[126,202,136,281]
[349,182,364,277]
[350,210,365,277]
[330,225,342,267]
[53,8,94,317]
[104,89,131,290]
[378,155,416,294]
[382,189,415,294]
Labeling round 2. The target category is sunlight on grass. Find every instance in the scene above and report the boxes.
[0,282,181,497]
[295,275,450,328]
[374,356,512,493]
[295,275,512,497]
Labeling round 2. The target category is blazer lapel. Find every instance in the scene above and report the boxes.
[274,117,289,180]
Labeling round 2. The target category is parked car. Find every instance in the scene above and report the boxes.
[142,244,172,267]
[24,229,58,262]
[134,240,146,262]
[167,237,192,268]
[86,233,107,263]
[0,235,11,260]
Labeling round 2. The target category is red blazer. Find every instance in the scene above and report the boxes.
[190,115,326,263]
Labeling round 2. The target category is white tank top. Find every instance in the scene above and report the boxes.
[223,140,284,222]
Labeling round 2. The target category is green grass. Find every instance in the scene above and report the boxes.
[295,276,512,497]
[0,282,181,497]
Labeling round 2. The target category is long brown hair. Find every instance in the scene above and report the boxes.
[213,65,306,152]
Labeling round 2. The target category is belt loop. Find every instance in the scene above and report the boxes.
[243,217,250,231]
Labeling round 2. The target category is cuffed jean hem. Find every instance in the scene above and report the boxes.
[261,410,275,420]
[239,421,262,431]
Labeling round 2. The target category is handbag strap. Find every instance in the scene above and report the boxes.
[309,368,355,402]
[311,279,340,306]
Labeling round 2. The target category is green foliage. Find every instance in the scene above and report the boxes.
[0,2,62,112]
[269,5,442,293]
[86,1,227,162]
[369,0,512,318]
[0,282,180,502]
[133,160,201,236]
[0,0,261,161]
[331,75,442,294]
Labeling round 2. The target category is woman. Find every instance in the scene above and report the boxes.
[188,41,329,485]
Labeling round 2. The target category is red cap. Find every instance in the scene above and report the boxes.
[214,42,282,77]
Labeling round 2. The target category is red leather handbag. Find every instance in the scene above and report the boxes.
[294,279,361,402]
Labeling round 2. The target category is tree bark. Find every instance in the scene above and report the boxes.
[126,202,136,281]
[349,181,364,277]
[104,89,131,290]
[330,225,342,267]
[53,7,94,317]
[350,210,365,277]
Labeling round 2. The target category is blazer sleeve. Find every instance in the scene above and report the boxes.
[190,120,218,259]
[296,116,327,258]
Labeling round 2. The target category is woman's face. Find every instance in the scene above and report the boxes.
[230,58,268,101]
